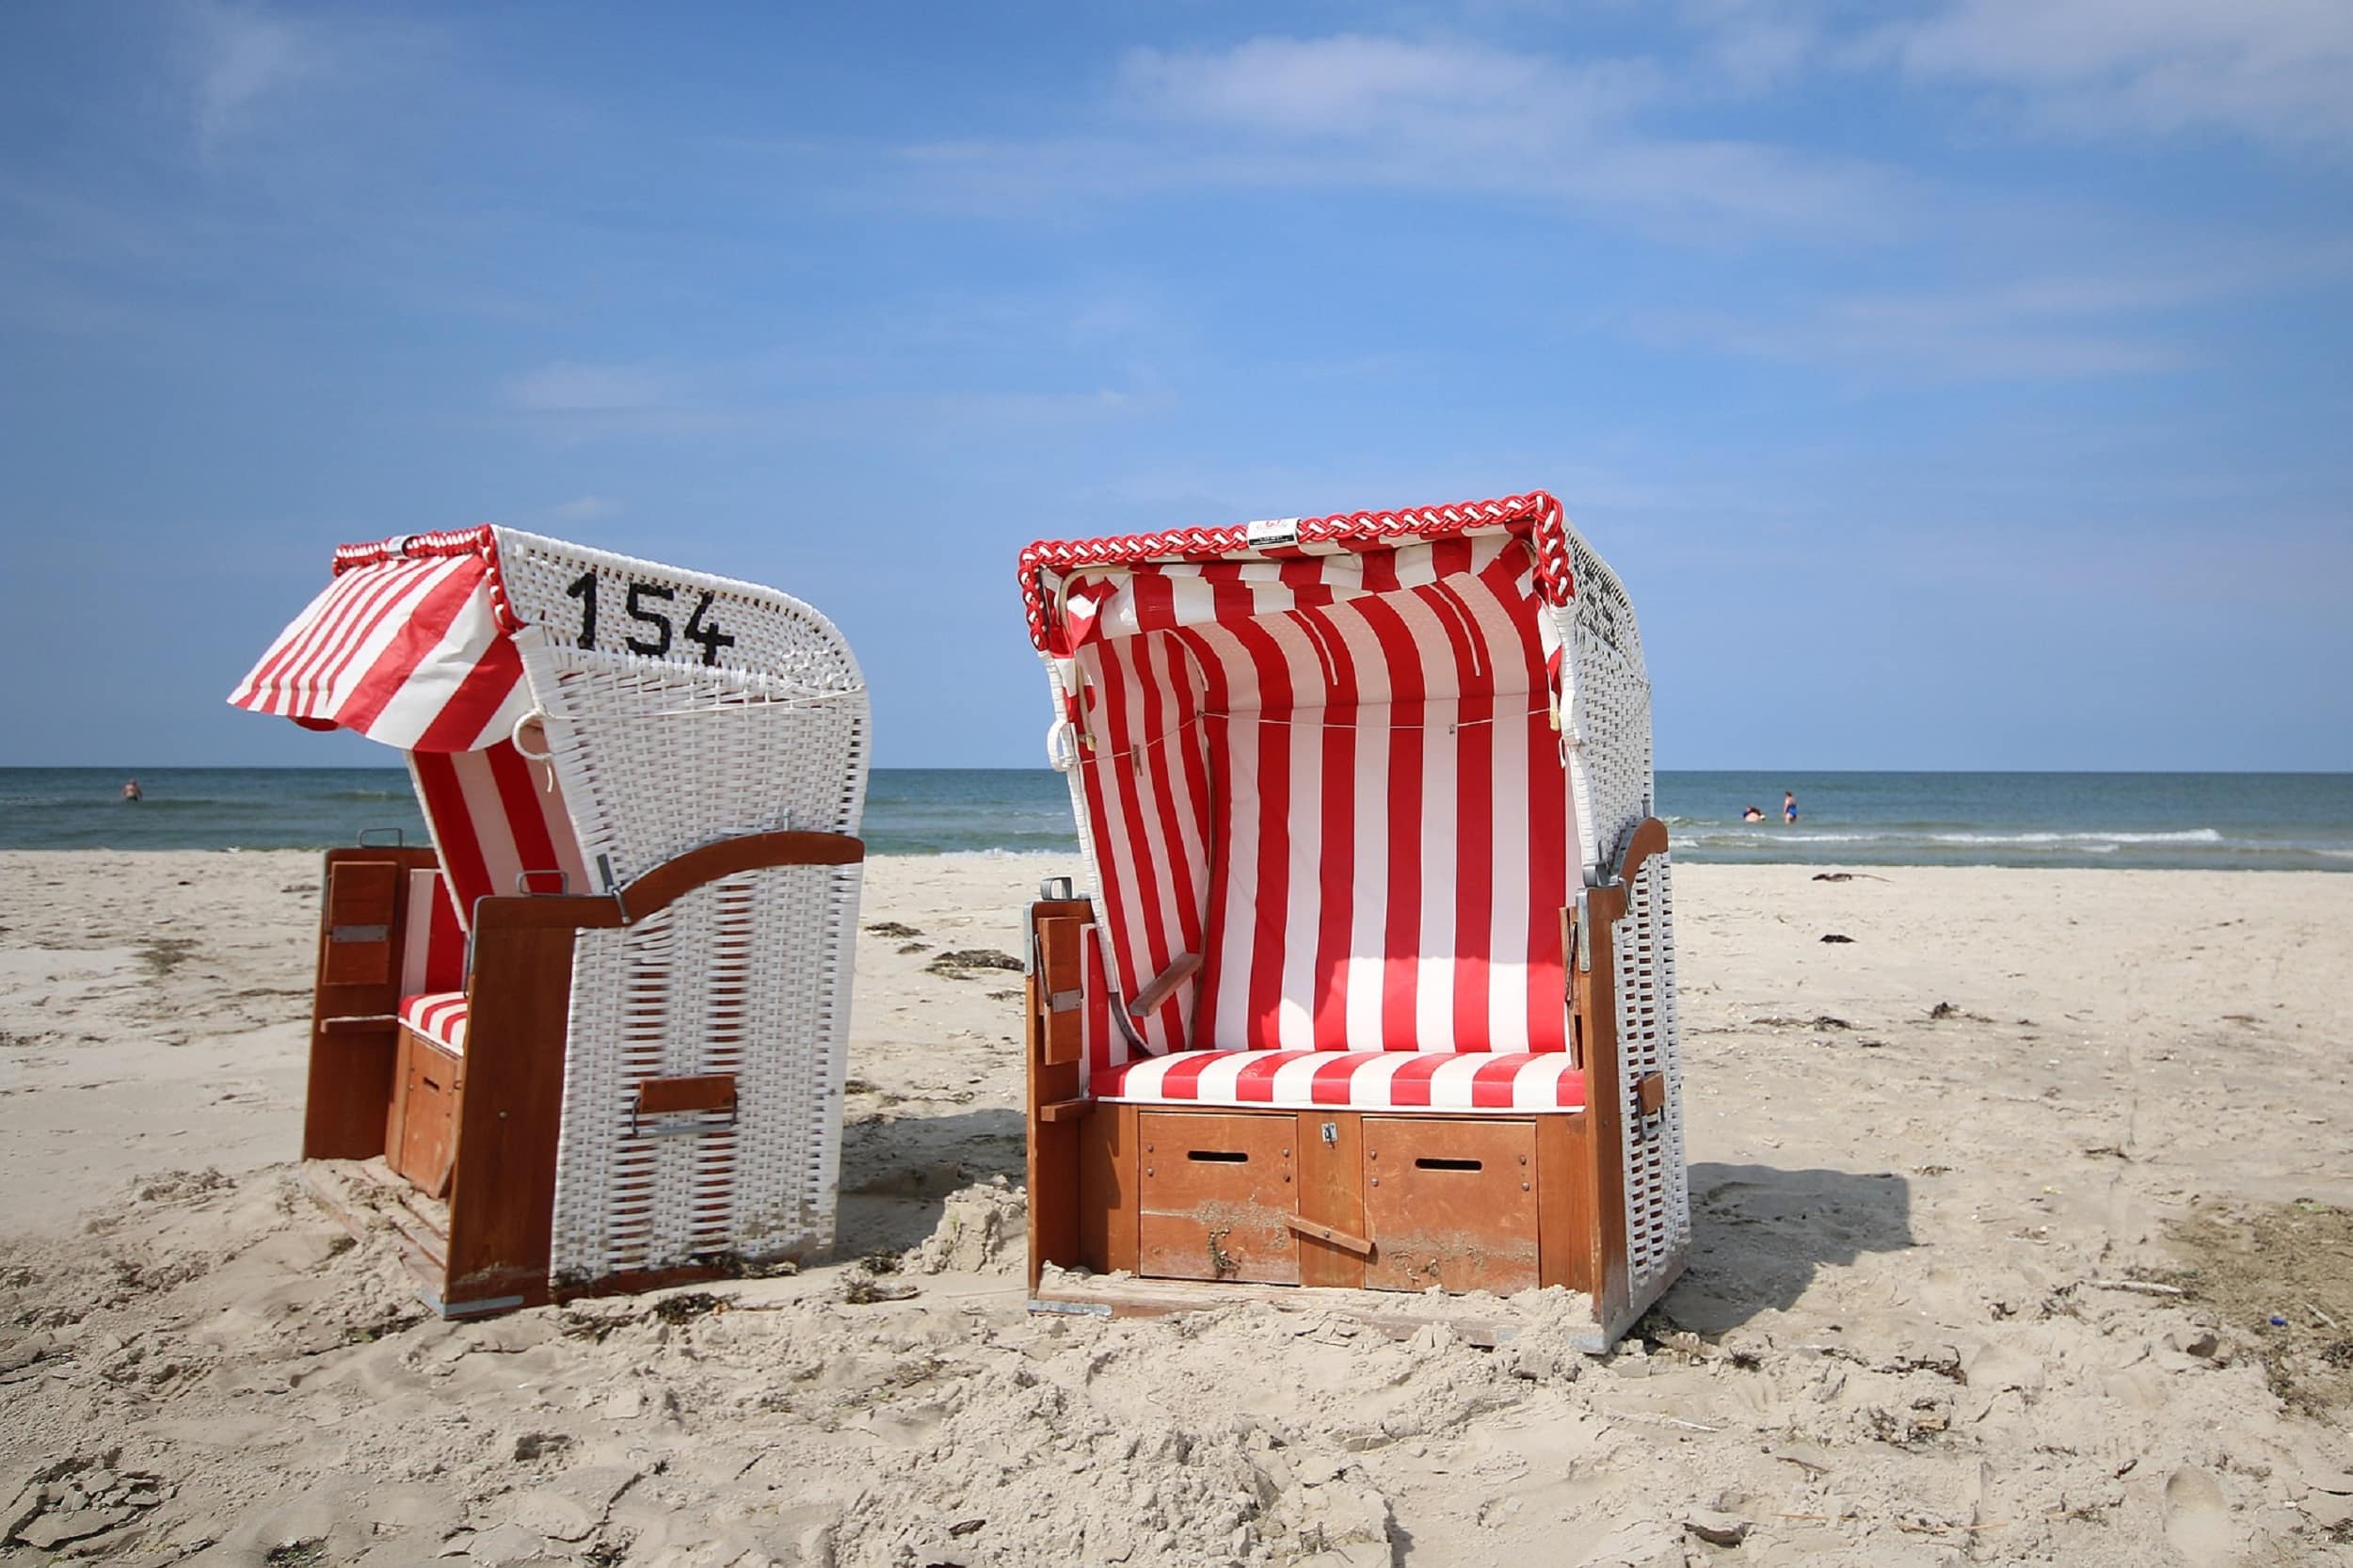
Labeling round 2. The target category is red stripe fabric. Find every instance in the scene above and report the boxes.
[400,870,468,995]
[1096,1049,1585,1112]
[228,531,530,752]
[406,742,589,930]
[398,991,470,1055]
[1058,533,1572,1057]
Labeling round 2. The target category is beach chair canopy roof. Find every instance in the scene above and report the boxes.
[1017,490,1653,1062]
[231,524,864,755]
[230,527,540,752]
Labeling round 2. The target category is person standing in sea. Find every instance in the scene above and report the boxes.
[1783,791,1797,824]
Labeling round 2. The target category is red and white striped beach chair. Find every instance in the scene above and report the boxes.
[1016,492,1687,1347]
[232,527,868,1316]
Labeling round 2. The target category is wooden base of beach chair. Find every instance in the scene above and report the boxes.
[298,830,863,1320]
[1023,821,1689,1352]
[384,1030,462,1198]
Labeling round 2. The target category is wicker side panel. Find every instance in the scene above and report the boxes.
[1612,849,1689,1296]
[1555,530,1652,885]
[550,861,860,1281]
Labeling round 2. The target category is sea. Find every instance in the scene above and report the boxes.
[3,768,2349,872]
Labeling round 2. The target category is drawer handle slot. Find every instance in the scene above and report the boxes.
[1187,1149,1249,1164]
[1415,1157,1484,1172]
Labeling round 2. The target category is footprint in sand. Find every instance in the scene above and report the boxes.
[2162,1467,2233,1566]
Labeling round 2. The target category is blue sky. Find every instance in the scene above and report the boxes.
[2,0,2347,771]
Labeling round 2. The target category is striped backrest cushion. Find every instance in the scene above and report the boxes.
[408,741,592,929]
[399,868,467,994]
[1065,534,1575,1054]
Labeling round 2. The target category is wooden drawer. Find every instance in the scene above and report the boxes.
[389,1030,463,1199]
[1137,1112,1299,1284]
[1363,1117,1540,1294]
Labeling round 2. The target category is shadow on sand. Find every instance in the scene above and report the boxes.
[832,1106,1025,1256]
[1655,1161,1917,1335]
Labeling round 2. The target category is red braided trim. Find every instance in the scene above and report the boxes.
[1016,491,1571,650]
[328,525,521,632]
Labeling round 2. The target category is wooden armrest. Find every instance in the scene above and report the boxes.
[474,830,867,935]
[1612,818,1669,888]
[1128,952,1200,1017]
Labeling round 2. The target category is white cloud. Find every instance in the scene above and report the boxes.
[503,361,676,413]
[1119,34,1656,147]
[1629,239,2353,379]
[910,34,1898,239]
[1877,0,2353,152]
[185,1,320,155]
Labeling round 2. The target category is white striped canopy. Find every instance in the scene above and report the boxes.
[231,526,587,932]
[228,527,533,753]
[1022,496,1589,1063]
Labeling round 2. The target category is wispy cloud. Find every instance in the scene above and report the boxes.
[1632,238,2353,379]
[184,1,320,157]
[502,360,679,414]
[899,33,1902,240]
[1872,0,2353,154]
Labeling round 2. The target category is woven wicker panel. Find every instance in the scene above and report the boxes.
[1613,848,1689,1296]
[552,863,861,1279]
[486,531,869,1282]
[1555,531,1651,884]
[1553,524,1691,1299]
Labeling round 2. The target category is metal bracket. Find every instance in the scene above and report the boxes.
[1040,875,1075,902]
[516,869,568,896]
[357,826,406,848]
[1574,891,1593,971]
[1047,988,1082,1014]
[328,923,389,945]
[1321,1120,1339,1147]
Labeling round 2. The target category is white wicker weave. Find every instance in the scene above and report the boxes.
[1553,527,1691,1301]
[490,530,870,1284]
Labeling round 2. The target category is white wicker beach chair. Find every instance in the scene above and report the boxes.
[1015,492,1687,1347]
[232,526,868,1316]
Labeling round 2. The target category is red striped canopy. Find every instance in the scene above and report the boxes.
[229,527,533,753]
[1021,492,1587,1063]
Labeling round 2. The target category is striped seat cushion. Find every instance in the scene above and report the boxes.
[398,991,470,1056]
[1096,1049,1585,1113]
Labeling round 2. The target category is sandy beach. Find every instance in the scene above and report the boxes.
[3,850,2350,1567]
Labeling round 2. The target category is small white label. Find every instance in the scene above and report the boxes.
[1244,517,1301,548]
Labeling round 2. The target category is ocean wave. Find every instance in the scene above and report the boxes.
[1677,827,2227,846]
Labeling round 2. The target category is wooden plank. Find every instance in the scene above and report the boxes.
[1286,1215,1373,1257]
[320,858,400,986]
[1037,916,1084,1066]
[389,1031,463,1200]
[438,898,575,1313]
[1362,1117,1540,1294]
[1030,1275,1599,1350]
[1078,1102,1137,1275]
[1535,1112,1593,1294]
[1037,1098,1091,1123]
[303,846,438,1161]
[1293,1109,1367,1288]
[1137,1111,1298,1285]
[620,830,863,920]
[1024,898,1093,1288]
[1126,951,1199,1017]
[635,1073,738,1117]
[1573,887,1632,1335]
